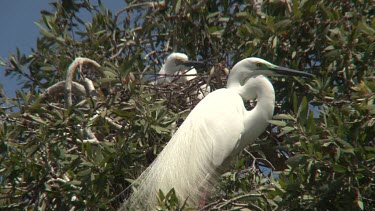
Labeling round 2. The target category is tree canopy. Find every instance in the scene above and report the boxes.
[1,0,374,210]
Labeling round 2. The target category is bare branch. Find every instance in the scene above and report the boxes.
[39,81,86,102]
[82,78,97,97]
[65,58,101,108]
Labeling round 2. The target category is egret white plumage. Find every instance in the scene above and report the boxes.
[154,52,210,99]
[122,57,313,210]
[155,52,203,84]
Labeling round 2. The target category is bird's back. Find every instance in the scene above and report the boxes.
[156,64,197,84]
[122,88,246,210]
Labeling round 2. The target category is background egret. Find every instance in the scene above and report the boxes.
[122,57,313,210]
[154,52,211,100]
[155,52,202,84]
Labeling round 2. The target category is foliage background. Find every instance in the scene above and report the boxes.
[1,0,374,210]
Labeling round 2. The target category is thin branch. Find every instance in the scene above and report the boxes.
[232,202,263,211]
[90,112,123,130]
[243,149,276,171]
[198,199,222,211]
[82,78,97,97]
[39,81,86,102]
[112,1,166,50]
[216,193,264,209]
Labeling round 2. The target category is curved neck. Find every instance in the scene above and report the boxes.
[227,70,246,90]
[229,76,275,148]
[245,76,275,122]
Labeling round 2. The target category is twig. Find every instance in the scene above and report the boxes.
[232,202,263,211]
[216,193,264,209]
[79,138,100,144]
[243,149,276,171]
[112,1,166,49]
[90,112,123,130]
[198,199,222,210]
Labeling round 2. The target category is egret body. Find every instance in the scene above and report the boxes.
[122,57,313,210]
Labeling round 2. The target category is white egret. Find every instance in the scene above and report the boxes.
[155,52,203,84]
[122,57,313,210]
[154,52,210,99]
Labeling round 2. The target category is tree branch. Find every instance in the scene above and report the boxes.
[65,57,101,108]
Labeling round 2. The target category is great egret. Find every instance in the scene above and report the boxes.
[122,57,313,210]
[154,52,210,99]
[155,52,203,84]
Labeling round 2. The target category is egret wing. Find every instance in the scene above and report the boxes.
[186,88,246,168]
[125,88,246,209]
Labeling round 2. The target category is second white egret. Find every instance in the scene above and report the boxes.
[154,52,210,99]
[155,52,203,84]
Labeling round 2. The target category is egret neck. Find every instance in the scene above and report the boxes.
[227,74,275,151]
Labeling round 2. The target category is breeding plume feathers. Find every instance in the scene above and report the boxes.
[121,88,246,210]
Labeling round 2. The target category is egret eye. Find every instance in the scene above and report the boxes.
[256,62,262,67]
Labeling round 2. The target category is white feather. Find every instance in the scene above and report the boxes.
[121,57,312,210]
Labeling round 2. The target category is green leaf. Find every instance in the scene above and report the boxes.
[358,19,375,36]
[277,126,295,137]
[211,29,224,37]
[364,146,375,152]
[28,114,47,125]
[206,12,220,19]
[306,109,316,133]
[268,120,287,126]
[335,138,354,151]
[218,17,230,22]
[297,96,308,125]
[100,67,117,78]
[281,126,295,133]
[287,154,307,167]
[333,164,346,173]
[291,51,296,59]
[77,168,92,177]
[26,145,39,157]
[274,19,292,31]
[334,147,341,161]
[273,114,296,121]
[34,22,55,39]
[357,199,364,210]
[293,93,298,115]
[323,45,335,52]
[98,77,118,84]
[272,36,278,49]
[175,0,182,13]
[40,66,56,71]
[120,58,134,79]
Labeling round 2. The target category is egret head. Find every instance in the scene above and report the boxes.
[230,57,314,85]
[163,53,205,75]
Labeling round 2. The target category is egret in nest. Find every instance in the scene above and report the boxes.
[155,52,210,99]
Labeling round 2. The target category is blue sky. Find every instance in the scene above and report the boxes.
[0,1,125,97]
[0,2,48,97]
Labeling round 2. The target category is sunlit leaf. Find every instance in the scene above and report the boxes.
[268,120,287,126]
